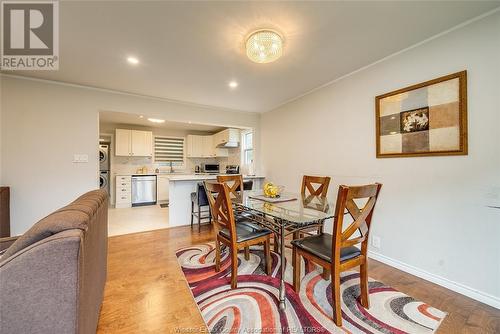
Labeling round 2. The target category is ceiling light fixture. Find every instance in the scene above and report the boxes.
[127,56,139,65]
[246,29,283,64]
[148,118,165,123]
[228,81,238,88]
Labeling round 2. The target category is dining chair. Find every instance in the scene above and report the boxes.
[301,175,331,198]
[204,181,272,289]
[291,183,382,327]
[217,174,257,260]
[294,175,332,273]
[216,174,244,198]
[243,180,253,190]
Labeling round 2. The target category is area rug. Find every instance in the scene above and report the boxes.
[176,243,446,333]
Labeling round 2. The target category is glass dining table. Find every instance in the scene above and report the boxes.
[233,190,336,309]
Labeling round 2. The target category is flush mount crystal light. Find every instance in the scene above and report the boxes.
[246,29,283,64]
[148,118,165,123]
[127,56,139,65]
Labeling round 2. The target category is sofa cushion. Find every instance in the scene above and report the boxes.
[2,189,107,259]
[74,189,107,205]
[2,210,89,259]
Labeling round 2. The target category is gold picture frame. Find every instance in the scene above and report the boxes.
[375,71,468,158]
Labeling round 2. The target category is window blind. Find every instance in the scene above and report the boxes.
[154,136,185,163]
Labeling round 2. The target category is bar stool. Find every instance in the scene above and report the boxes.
[190,183,211,232]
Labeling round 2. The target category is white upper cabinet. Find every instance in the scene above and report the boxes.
[115,129,132,156]
[186,135,203,158]
[115,129,153,157]
[203,136,215,158]
[131,130,153,156]
[186,131,233,159]
[215,128,240,146]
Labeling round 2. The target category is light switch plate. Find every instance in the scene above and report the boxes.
[73,154,89,163]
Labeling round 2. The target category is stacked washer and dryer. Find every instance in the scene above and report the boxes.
[99,143,110,194]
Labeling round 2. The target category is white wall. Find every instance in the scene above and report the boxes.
[0,77,260,235]
[261,12,500,307]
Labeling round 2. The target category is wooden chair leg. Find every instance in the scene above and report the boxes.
[230,247,238,289]
[244,246,250,261]
[190,201,194,227]
[322,268,330,280]
[264,239,271,275]
[332,268,342,326]
[293,248,301,292]
[197,204,201,232]
[360,262,370,308]
[215,237,221,272]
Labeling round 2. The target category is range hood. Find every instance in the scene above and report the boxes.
[217,141,239,148]
[214,128,240,148]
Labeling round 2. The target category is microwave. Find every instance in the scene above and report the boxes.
[202,164,220,174]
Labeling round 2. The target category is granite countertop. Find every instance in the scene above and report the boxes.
[114,173,265,181]
[168,174,265,182]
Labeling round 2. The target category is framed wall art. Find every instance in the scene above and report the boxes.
[375,71,467,158]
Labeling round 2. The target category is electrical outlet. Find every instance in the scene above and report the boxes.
[371,235,381,249]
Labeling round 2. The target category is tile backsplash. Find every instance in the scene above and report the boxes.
[111,148,241,175]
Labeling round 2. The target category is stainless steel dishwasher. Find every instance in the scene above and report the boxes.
[131,175,157,206]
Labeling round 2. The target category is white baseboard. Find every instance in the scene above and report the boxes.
[367,250,500,309]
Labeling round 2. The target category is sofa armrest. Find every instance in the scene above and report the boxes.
[0,236,18,254]
[0,230,82,334]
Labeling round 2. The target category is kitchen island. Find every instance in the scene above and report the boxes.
[168,175,265,227]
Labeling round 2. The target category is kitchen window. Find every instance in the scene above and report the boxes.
[242,131,253,165]
[154,136,185,166]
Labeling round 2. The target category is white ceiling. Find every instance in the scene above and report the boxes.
[6,1,500,112]
[99,111,227,133]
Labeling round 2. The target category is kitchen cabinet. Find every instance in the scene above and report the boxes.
[115,175,132,208]
[213,128,240,147]
[186,135,203,157]
[115,129,153,157]
[157,175,170,202]
[203,136,214,157]
[186,134,228,158]
[214,147,228,157]
[115,129,132,156]
[131,130,153,156]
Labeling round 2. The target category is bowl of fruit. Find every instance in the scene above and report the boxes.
[263,182,284,198]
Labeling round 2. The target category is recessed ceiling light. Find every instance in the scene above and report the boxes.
[127,56,139,65]
[228,81,238,88]
[246,29,283,64]
[139,115,144,118]
[148,118,165,123]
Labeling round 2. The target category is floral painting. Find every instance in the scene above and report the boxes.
[400,107,429,133]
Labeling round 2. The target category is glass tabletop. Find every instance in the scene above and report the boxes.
[233,190,335,225]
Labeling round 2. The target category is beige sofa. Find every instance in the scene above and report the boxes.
[0,189,108,334]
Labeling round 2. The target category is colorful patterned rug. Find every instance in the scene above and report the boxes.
[176,243,446,333]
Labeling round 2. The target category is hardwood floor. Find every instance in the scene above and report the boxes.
[97,225,500,333]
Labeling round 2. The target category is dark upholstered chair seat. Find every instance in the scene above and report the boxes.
[235,210,255,222]
[291,233,361,263]
[219,220,271,243]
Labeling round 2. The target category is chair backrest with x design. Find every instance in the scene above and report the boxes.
[204,181,237,242]
[331,183,382,260]
[217,174,244,199]
[301,175,331,198]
